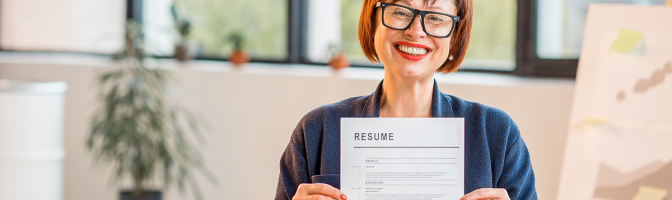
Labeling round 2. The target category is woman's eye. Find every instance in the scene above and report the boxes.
[426,15,449,24]
[394,11,410,17]
[428,16,443,22]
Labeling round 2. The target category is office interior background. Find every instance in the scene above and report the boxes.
[0,0,668,199]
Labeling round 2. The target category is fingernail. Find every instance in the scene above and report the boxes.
[341,194,347,200]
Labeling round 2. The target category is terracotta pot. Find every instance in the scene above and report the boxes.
[174,41,198,62]
[230,50,249,66]
[328,54,350,70]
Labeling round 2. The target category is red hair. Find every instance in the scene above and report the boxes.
[358,0,473,73]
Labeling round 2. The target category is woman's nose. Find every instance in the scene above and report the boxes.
[404,15,427,39]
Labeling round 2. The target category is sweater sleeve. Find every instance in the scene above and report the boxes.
[275,124,311,200]
[497,123,538,199]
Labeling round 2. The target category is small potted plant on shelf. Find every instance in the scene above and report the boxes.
[228,32,249,67]
[171,5,197,62]
[327,44,350,70]
[88,20,213,200]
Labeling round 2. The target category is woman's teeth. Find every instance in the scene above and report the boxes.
[396,45,428,56]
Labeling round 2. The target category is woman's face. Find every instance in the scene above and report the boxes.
[374,0,456,81]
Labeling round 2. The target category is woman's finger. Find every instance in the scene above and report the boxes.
[296,183,346,200]
[303,183,345,200]
[459,188,510,200]
[293,195,337,200]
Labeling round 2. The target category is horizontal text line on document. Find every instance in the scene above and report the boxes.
[364,184,458,186]
[365,163,457,164]
[365,179,458,181]
[364,158,457,159]
[354,146,459,148]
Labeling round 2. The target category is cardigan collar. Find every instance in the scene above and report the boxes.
[359,79,455,118]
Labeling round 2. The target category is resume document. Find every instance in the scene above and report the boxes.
[341,118,465,200]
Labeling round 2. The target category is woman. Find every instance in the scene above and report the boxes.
[275,0,537,199]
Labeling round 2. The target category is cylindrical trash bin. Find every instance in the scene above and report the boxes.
[0,79,68,200]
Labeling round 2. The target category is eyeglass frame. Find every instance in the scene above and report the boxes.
[375,2,460,38]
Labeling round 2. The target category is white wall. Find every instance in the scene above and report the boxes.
[0,53,575,200]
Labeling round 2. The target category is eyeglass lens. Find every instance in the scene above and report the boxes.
[383,4,454,37]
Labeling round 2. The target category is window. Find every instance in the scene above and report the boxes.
[305,0,350,64]
[517,0,667,77]
[462,0,516,71]
[341,0,373,65]
[536,0,667,59]
[0,0,125,54]
[3,0,669,77]
[144,0,288,60]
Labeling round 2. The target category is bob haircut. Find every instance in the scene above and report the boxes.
[358,0,473,73]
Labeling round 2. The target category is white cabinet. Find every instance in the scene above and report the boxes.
[0,79,67,200]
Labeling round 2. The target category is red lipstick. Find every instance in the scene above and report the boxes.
[393,41,432,61]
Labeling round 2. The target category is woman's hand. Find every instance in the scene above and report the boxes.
[459,188,510,200]
[293,183,347,200]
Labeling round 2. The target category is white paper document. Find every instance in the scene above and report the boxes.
[341,118,465,200]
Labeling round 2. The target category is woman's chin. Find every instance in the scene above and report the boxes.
[388,63,433,81]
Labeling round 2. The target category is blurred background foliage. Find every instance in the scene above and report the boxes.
[341,0,367,63]
[467,0,516,62]
[174,0,287,60]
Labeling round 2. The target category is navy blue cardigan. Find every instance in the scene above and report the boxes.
[275,80,537,199]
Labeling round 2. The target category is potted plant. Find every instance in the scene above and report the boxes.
[228,32,249,67]
[88,21,213,200]
[171,5,197,61]
[327,44,350,70]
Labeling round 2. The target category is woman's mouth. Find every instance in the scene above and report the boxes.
[395,45,428,55]
[393,41,431,61]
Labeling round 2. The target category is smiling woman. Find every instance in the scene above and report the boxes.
[359,0,471,73]
[275,0,537,199]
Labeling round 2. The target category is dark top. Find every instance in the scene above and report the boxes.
[275,80,537,199]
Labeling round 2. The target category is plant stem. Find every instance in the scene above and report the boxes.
[134,164,143,197]
[133,130,144,198]
[126,28,135,59]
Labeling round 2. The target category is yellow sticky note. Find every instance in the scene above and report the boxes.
[610,29,643,53]
[631,185,667,200]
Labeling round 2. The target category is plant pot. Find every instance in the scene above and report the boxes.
[174,41,198,62]
[328,53,350,70]
[230,50,250,67]
[120,190,162,200]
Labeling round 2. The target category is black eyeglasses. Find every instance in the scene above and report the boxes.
[376,2,460,38]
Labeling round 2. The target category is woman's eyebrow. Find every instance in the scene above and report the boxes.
[395,0,449,13]
[395,0,412,6]
[428,6,447,13]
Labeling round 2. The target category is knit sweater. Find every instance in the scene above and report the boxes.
[275,80,537,199]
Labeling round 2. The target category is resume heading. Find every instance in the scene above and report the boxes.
[354,133,394,141]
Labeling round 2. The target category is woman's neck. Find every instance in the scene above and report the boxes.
[379,76,434,118]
